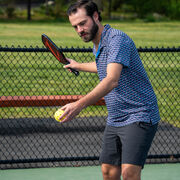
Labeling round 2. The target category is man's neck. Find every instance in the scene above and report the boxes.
[93,24,104,51]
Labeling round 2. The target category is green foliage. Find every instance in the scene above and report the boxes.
[5,6,15,18]
[167,0,180,19]
[0,0,179,21]
[2,0,16,18]
[54,0,64,18]
[110,0,180,20]
[0,7,4,15]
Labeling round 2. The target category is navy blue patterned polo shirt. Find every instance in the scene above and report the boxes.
[93,24,160,127]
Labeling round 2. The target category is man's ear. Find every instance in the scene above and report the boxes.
[93,11,99,22]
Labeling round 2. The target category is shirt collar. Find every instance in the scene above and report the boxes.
[101,24,111,42]
[93,24,111,56]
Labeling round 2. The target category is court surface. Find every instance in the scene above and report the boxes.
[0,163,179,180]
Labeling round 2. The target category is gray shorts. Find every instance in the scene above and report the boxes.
[99,122,158,167]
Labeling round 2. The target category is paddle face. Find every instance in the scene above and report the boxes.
[42,34,79,76]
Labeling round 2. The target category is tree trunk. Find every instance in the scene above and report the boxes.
[27,0,31,20]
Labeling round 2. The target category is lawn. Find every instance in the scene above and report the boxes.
[0,21,180,47]
[0,21,179,127]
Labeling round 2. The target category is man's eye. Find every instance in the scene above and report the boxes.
[80,21,86,26]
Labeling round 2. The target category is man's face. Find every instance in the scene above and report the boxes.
[69,8,99,42]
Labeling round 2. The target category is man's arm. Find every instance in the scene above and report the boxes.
[65,59,97,73]
[60,63,123,122]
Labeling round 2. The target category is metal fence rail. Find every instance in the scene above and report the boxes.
[0,46,179,169]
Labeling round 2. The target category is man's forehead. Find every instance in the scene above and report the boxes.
[69,8,89,25]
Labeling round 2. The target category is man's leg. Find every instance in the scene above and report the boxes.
[119,122,158,180]
[101,163,121,180]
[121,164,141,180]
[100,125,122,180]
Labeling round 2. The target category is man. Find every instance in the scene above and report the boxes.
[58,1,160,179]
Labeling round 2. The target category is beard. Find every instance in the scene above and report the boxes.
[79,19,99,42]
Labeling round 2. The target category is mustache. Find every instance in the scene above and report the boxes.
[79,31,88,37]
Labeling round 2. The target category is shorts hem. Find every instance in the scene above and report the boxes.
[100,159,144,168]
[99,159,121,166]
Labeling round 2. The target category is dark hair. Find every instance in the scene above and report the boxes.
[67,0,102,22]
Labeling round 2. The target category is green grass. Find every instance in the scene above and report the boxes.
[141,52,179,127]
[0,21,179,127]
[0,21,180,47]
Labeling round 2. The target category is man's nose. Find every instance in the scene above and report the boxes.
[77,26,84,33]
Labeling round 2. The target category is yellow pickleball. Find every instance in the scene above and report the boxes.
[54,109,66,122]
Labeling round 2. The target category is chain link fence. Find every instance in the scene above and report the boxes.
[0,46,179,169]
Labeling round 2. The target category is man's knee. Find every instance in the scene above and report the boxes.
[101,163,121,180]
[121,164,141,180]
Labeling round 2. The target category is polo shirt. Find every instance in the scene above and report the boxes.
[93,24,160,127]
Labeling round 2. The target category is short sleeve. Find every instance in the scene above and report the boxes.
[107,35,131,67]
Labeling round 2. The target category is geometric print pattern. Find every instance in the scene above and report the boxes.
[93,24,160,127]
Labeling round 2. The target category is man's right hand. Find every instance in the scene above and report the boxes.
[64,58,97,73]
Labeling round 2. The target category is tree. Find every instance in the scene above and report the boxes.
[126,0,180,19]
[4,0,15,18]
[94,0,103,11]
[27,0,31,20]
[54,0,66,18]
